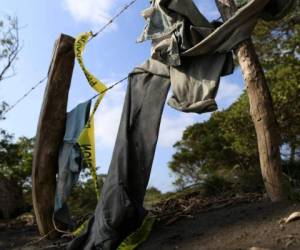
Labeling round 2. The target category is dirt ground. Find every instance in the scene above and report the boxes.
[1,199,300,250]
[140,200,300,250]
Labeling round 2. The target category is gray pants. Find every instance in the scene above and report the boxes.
[68,70,170,250]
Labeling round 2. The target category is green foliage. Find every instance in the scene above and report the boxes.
[269,59,300,145]
[0,15,25,189]
[68,174,105,218]
[169,115,241,188]
[0,101,8,120]
[0,16,27,217]
[0,134,34,189]
[169,3,300,194]
[144,187,163,206]
[0,15,20,82]
[231,166,264,193]
[218,96,257,161]
[253,2,300,71]
[169,105,259,189]
[200,174,233,197]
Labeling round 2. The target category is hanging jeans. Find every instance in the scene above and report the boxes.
[67,1,296,249]
[68,64,171,250]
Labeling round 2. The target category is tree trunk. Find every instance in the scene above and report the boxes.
[32,34,75,238]
[216,0,286,201]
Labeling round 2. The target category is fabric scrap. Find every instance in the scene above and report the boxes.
[54,100,91,229]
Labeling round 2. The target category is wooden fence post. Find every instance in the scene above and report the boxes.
[216,0,286,201]
[32,34,75,238]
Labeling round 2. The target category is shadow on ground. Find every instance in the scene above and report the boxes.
[1,199,300,250]
[140,200,300,250]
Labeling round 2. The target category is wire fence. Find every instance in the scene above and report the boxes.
[90,0,138,40]
[3,0,138,116]
[3,76,47,115]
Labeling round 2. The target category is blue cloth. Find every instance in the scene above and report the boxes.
[54,100,91,229]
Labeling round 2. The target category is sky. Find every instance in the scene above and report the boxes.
[1,0,244,193]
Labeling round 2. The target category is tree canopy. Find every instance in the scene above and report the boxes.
[169,3,300,191]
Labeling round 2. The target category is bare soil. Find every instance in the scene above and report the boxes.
[140,200,300,250]
[1,198,300,250]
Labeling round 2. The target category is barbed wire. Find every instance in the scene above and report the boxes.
[90,76,129,101]
[90,0,138,40]
[3,76,48,115]
[4,0,138,116]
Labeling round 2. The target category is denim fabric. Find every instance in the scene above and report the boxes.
[54,100,91,229]
[138,0,294,113]
[67,63,171,250]
[67,0,294,249]
[138,0,236,113]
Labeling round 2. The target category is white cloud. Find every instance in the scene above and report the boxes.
[62,0,118,26]
[158,112,196,148]
[94,79,241,150]
[156,80,243,149]
[94,83,198,150]
[216,79,243,109]
[94,83,126,147]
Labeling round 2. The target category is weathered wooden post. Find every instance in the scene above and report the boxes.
[216,0,286,201]
[32,34,75,238]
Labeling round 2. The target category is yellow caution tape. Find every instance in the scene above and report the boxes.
[117,215,156,250]
[74,31,107,199]
[72,32,155,249]
[73,219,89,237]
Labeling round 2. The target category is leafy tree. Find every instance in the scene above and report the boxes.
[0,15,21,119]
[144,187,162,205]
[169,105,260,189]
[0,136,33,218]
[0,136,34,189]
[0,16,20,82]
[254,2,300,169]
[0,16,30,218]
[68,174,106,219]
[169,3,300,190]
[0,15,24,173]
[169,115,236,187]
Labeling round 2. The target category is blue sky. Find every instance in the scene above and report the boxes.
[1,0,244,192]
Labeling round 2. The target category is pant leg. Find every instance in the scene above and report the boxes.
[67,71,170,250]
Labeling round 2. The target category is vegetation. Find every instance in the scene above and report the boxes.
[68,173,105,219]
[0,136,34,189]
[0,16,20,83]
[1,2,299,219]
[169,3,300,197]
[0,16,32,218]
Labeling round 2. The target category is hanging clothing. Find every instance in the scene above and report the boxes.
[138,0,295,113]
[54,100,91,229]
[67,63,171,250]
[67,0,294,249]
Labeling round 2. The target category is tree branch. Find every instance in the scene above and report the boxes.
[0,16,21,82]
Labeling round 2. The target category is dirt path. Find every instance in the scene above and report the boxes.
[140,200,300,250]
[1,200,300,250]
[0,225,68,250]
